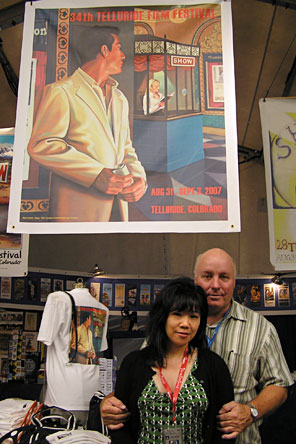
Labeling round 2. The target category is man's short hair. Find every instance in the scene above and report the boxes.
[75,25,120,66]
[80,311,92,324]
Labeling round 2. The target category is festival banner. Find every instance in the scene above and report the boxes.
[0,128,29,276]
[259,97,296,270]
[8,0,240,234]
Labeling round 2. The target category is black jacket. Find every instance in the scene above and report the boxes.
[110,347,234,444]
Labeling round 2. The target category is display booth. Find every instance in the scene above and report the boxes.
[0,268,296,443]
[1,268,296,385]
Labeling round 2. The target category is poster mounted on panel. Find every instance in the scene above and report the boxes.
[260,97,296,271]
[0,128,29,276]
[8,0,240,234]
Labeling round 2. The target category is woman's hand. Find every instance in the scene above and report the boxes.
[100,394,130,430]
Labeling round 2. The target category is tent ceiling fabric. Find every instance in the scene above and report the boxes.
[259,0,296,9]
[0,1,25,30]
[0,0,295,276]
[0,0,295,154]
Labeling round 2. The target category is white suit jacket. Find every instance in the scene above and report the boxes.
[28,69,146,222]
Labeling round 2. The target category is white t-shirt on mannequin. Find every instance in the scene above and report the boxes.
[38,288,109,411]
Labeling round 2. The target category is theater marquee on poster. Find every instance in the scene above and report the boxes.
[8,0,240,234]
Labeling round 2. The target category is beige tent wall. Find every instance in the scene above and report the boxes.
[1,0,295,277]
[28,159,269,276]
[0,24,21,129]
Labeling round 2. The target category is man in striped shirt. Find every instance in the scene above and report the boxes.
[194,248,293,443]
[101,248,293,443]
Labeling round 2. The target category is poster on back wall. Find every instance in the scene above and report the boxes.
[8,0,240,234]
[0,128,29,276]
[260,97,296,271]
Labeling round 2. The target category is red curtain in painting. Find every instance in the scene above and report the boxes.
[134,55,195,72]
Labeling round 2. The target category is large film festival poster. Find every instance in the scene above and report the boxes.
[8,0,240,234]
[0,129,29,276]
[260,97,296,271]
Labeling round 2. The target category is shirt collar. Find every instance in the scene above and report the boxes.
[77,68,118,89]
[229,300,248,322]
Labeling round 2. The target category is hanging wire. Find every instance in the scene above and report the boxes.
[241,3,278,147]
[238,150,262,165]
[264,30,296,98]
[283,55,296,96]
[0,38,18,96]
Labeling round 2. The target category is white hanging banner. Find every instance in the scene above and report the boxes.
[0,128,29,277]
[259,97,296,271]
[8,0,240,234]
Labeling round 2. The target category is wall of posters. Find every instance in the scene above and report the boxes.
[1,268,296,379]
[92,275,296,315]
[1,267,296,315]
[260,97,296,270]
[8,0,240,234]
[0,128,29,276]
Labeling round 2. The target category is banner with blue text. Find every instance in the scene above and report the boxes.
[260,97,296,271]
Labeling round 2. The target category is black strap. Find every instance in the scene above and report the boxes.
[32,406,76,430]
[64,291,78,362]
[87,391,106,434]
[0,424,56,444]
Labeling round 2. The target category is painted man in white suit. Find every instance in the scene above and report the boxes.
[28,26,146,222]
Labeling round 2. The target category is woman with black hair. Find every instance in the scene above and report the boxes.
[110,277,234,444]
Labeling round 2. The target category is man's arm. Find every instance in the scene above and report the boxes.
[28,84,108,187]
[217,385,288,439]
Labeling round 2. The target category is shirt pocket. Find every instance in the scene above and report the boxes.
[227,350,258,394]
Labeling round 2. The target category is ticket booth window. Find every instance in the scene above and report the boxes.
[134,35,200,118]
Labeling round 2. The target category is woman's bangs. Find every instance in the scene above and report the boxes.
[170,292,199,313]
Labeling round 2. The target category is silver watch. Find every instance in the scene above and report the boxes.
[247,403,258,421]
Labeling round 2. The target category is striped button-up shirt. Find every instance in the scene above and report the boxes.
[207,300,293,444]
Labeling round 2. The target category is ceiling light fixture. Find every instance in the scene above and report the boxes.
[270,271,296,286]
[271,275,284,285]
[91,264,105,276]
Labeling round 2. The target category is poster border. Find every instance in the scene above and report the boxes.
[7,0,240,234]
[0,128,29,276]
